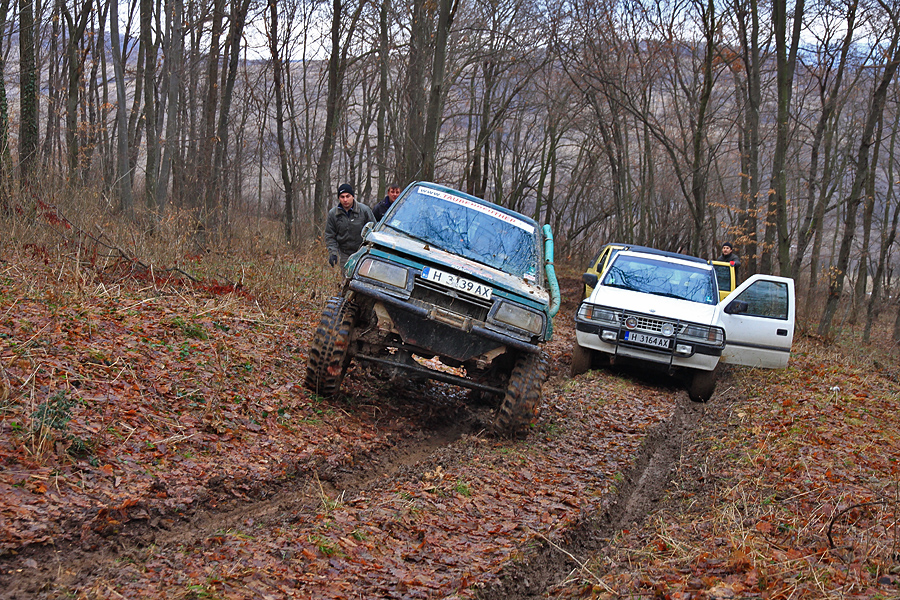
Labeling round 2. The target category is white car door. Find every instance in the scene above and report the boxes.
[715,274,795,369]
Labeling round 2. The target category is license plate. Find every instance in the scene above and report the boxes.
[624,331,670,349]
[421,267,492,300]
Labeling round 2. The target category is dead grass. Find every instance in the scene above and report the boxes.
[0,184,344,311]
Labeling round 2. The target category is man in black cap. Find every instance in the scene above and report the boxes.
[324,183,375,268]
[718,242,741,274]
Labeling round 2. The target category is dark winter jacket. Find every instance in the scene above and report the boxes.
[325,201,375,262]
[373,195,394,221]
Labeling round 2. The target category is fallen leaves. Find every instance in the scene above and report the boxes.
[550,336,900,599]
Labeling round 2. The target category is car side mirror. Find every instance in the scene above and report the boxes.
[724,299,749,315]
[362,222,375,239]
[582,273,599,288]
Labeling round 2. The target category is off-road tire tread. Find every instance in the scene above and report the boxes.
[688,368,717,403]
[305,296,356,397]
[570,342,592,377]
[495,352,548,438]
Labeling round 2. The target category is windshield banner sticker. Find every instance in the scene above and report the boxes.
[417,186,535,234]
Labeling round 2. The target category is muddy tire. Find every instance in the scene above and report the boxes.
[688,367,717,403]
[495,352,548,438]
[570,342,593,377]
[305,296,357,397]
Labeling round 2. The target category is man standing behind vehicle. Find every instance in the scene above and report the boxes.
[718,242,741,276]
[373,183,402,221]
[325,183,375,268]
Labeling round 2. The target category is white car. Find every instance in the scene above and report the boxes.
[572,248,795,401]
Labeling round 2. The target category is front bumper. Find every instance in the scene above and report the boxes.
[574,310,722,372]
[350,280,542,361]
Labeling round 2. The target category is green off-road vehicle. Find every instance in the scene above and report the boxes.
[305,182,560,436]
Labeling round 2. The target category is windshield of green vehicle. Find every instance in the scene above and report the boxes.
[602,254,717,305]
[384,186,541,281]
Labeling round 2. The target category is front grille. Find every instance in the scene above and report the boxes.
[621,314,682,334]
[412,277,492,321]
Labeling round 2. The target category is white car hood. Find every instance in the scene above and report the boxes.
[588,285,717,325]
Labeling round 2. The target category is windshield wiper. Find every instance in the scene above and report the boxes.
[603,283,637,292]
[650,291,689,300]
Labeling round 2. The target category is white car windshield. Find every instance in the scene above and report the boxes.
[384,185,541,281]
[603,254,717,305]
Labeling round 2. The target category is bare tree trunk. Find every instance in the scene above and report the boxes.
[819,29,900,336]
[865,100,899,342]
[83,2,108,184]
[376,0,389,194]
[141,0,159,213]
[40,0,60,166]
[735,0,761,274]
[401,0,430,184]
[211,0,252,228]
[199,0,225,226]
[852,111,883,322]
[61,0,90,182]
[18,0,39,184]
[467,61,493,197]
[312,0,365,231]
[156,0,183,213]
[422,0,456,181]
[791,0,856,284]
[764,0,805,276]
[110,0,133,215]
[808,117,840,292]
[268,0,293,242]
[686,0,717,256]
[0,0,12,209]
[313,0,346,229]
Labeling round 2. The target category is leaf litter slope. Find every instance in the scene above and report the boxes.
[543,339,900,600]
[3,255,898,599]
[0,258,675,598]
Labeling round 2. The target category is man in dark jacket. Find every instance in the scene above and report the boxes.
[325,183,375,268]
[718,242,741,276]
[372,183,402,221]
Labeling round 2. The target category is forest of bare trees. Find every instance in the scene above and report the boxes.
[1,0,900,337]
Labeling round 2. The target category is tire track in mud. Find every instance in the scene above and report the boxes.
[477,393,708,600]
[3,290,700,600]
[0,396,478,599]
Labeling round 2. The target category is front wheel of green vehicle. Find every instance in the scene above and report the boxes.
[305,296,357,397]
[495,352,548,438]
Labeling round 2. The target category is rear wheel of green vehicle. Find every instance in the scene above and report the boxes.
[305,296,357,397]
[570,342,593,377]
[688,367,718,403]
[495,352,548,438]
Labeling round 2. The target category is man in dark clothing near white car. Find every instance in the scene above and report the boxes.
[372,183,402,221]
[325,183,375,268]
[718,242,741,279]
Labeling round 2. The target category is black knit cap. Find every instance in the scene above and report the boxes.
[337,183,354,196]
[722,242,734,249]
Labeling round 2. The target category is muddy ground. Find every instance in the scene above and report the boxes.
[0,278,730,599]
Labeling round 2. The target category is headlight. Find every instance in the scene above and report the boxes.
[495,302,545,334]
[681,324,724,346]
[358,258,409,289]
[577,303,619,325]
